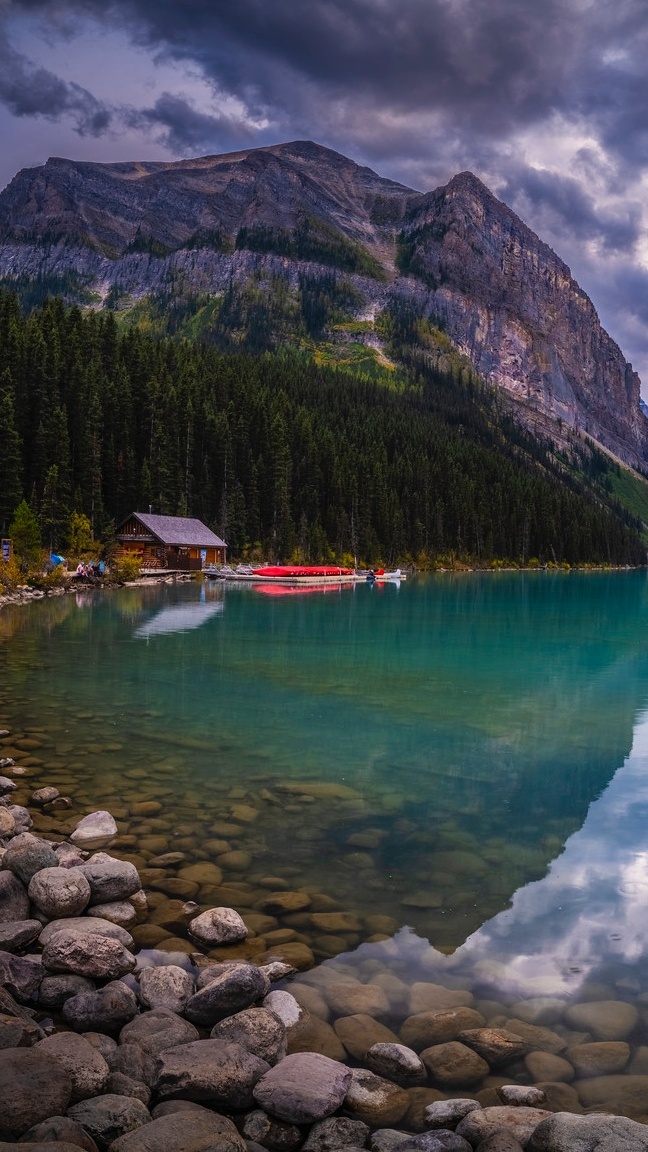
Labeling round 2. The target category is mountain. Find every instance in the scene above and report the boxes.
[0,140,646,469]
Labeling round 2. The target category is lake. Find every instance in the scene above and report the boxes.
[4,570,648,1104]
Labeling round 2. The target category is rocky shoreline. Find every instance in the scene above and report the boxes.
[2,773,648,1152]
[0,573,197,612]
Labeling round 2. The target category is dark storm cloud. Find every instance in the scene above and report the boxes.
[0,26,110,134]
[6,0,647,170]
[500,166,642,253]
[4,0,648,382]
[128,93,256,154]
[10,0,579,133]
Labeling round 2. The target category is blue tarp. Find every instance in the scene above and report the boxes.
[50,554,66,566]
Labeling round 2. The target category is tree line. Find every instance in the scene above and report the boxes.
[0,290,644,567]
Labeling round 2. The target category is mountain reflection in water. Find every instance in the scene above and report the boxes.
[3,571,648,984]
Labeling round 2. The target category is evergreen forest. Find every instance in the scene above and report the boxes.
[0,290,645,568]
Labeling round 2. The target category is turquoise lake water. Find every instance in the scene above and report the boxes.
[4,570,648,1006]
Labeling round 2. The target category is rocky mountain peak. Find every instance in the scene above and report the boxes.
[0,141,645,468]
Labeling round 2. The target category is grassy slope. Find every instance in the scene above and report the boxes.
[609,467,648,538]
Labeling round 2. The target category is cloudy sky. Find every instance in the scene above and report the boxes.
[1,0,648,385]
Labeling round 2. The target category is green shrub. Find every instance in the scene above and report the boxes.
[110,554,142,582]
[27,566,69,591]
[0,556,21,593]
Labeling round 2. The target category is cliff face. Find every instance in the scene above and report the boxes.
[402,172,646,465]
[0,141,645,468]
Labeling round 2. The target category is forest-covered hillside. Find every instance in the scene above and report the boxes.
[0,291,644,567]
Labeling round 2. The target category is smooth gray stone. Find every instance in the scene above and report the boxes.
[38,974,96,1009]
[424,1100,483,1130]
[303,1115,371,1150]
[70,813,118,851]
[238,1109,302,1151]
[154,1039,269,1108]
[76,853,140,904]
[2,833,57,885]
[106,1042,157,1088]
[119,1008,199,1056]
[6,805,34,835]
[0,918,42,951]
[0,868,30,922]
[41,928,136,980]
[365,1041,426,1085]
[0,1047,73,1137]
[108,1111,247,1152]
[253,1052,352,1124]
[184,963,270,1027]
[210,1007,287,1066]
[18,1116,99,1152]
[39,917,133,949]
[527,1110,648,1151]
[35,1031,110,1102]
[137,964,194,1014]
[62,981,139,1034]
[67,1096,150,1152]
[28,867,91,919]
[0,950,43,1002]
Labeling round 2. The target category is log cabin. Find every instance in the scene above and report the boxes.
[115,513,227,571]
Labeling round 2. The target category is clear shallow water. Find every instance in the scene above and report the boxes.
[4,572,648,1002]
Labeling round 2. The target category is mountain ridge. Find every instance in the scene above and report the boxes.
[0,139,645,470]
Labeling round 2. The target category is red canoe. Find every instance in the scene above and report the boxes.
[251,566,355,578]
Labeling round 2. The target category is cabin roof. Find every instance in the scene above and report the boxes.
[119,512,227,548]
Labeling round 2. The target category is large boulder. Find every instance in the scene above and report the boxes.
[39,917,133,949]
[0,951,43,1002]
[343,1067,410,1127]
[188,907,248,947]
[457,1028,529,1067]
[253,1052,352,1124]
[41,929,136,980]
[69,813,118,851]
[18,1115,100,1151]
[2,834,57,885]
[154,1039,269,1108]
[137,965,195,1014]
[105,1044,157,1089]
[0,1048,73,1137]
[35,1032,110,1102]
[28,868,91,920]
[420,1041,489,1086]
[38,975,96,1009]
[119,1009,199,1056]
[62,981,139,1034]
[563,1000,639,1042]
[67,1096,150,1151]
[210,1007,287,1066]
[76,854,140,904]
[400,1008,486,1051]
[0,868,30,922]
[364,1042,426,1085]
[184,963,269,1027]
[0,919,41,952]
[108,1109,246,1152]
[527,1111,648,1151]
[456,1106,552,1147]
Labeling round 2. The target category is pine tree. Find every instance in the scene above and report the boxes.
[0,378,23,531]
[9,499,41,571]
[40,464,69,552]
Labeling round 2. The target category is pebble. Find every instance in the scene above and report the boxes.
[2,792,648,1151]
